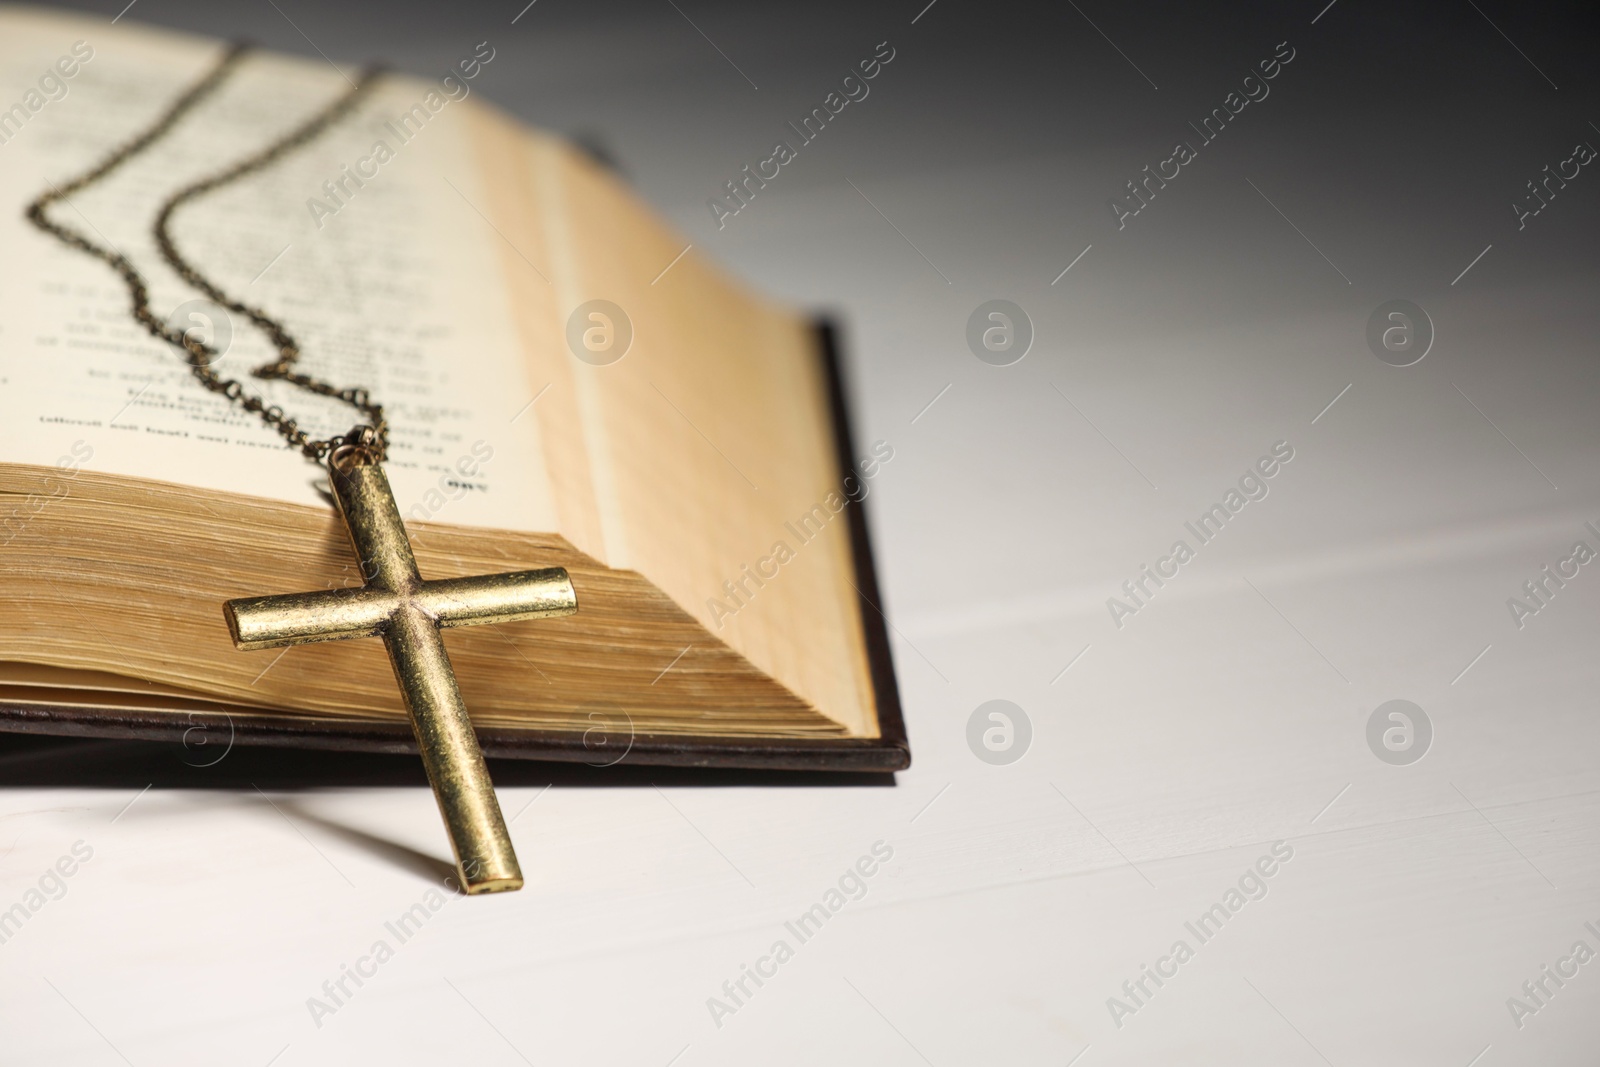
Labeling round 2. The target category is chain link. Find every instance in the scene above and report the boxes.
[26,43,389,464]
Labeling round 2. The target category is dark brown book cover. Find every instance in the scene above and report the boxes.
[0,321,910,774]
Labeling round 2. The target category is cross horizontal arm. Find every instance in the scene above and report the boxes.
[418,568,577,629]
[224,569,577,651]
[225,586,397,650]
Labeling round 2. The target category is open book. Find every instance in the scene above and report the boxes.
[0,8,906,771]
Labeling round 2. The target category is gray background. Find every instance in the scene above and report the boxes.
[6,0,1600,1063]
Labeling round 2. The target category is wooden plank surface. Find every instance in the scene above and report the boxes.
[2,1,1596,1065]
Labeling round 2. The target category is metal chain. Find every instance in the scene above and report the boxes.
[26,43,390,464]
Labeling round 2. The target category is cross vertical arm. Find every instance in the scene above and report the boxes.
[385,602,522,892]
[222,453,578,895]
[330,454,419,590]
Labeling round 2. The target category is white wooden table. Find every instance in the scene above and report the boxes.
[4,1,1596,1063]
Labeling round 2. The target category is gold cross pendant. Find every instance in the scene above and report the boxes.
[223,447,578,894]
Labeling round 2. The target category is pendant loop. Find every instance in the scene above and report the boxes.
[328,441,378,474]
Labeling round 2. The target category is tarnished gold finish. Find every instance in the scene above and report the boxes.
[224,451,577,894]
[25,43,570,893]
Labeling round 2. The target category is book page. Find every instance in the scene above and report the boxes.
[0,9,557,532]
[0,8,882,740]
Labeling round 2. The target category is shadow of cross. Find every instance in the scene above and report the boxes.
[223,452,577,894]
